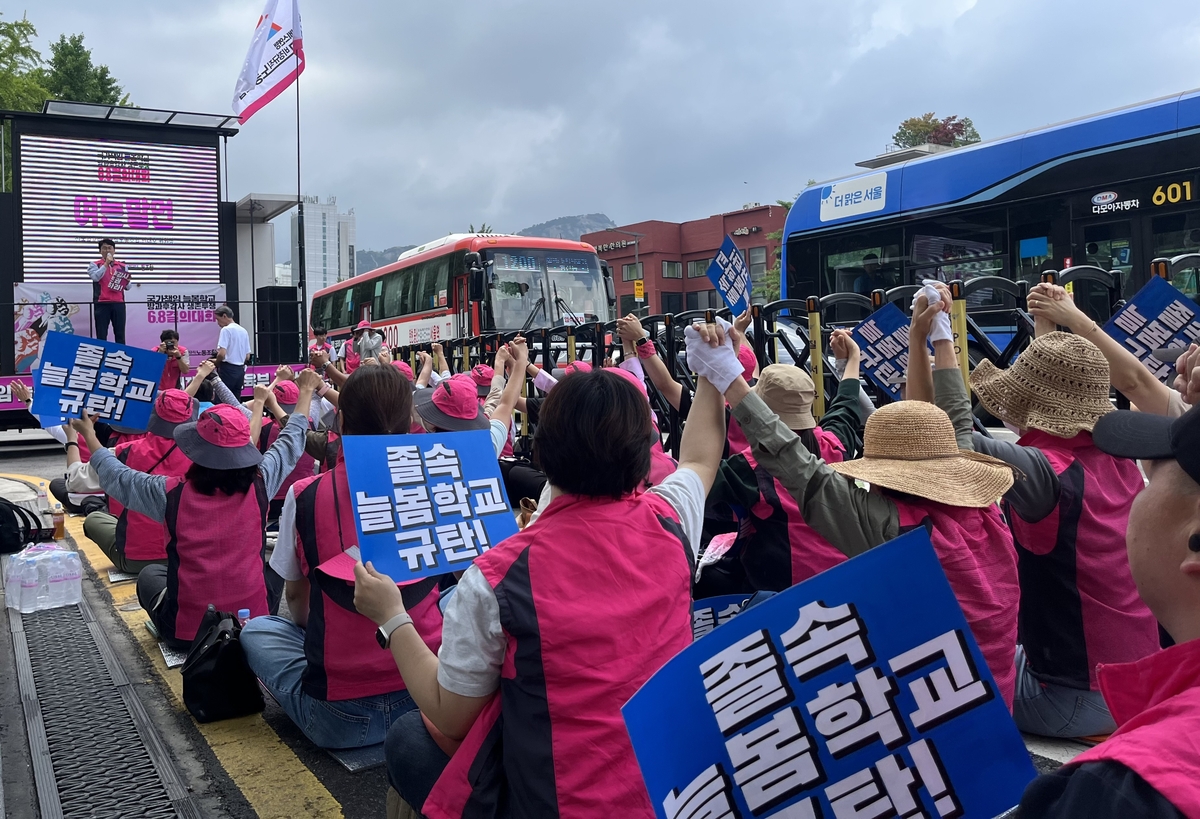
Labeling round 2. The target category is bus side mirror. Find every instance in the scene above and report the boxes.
[466,252,487,302]
[601,262,616,307]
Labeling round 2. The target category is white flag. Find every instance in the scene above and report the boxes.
[231,0,305,124]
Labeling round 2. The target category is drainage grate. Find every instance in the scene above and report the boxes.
[13,601,199,818]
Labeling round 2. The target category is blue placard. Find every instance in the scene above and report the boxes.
[1104,276,1200,380]
[705,236,752,316]
[31,331,166,430]
[341,431,521,583]
[850,303,911,401]
[623,529,1036,819]
[693,594,752,641]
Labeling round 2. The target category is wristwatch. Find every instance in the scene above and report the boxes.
[376,612,414,648]
[635,336,652,348]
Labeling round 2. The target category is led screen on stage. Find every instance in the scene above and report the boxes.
[19,134,219,284]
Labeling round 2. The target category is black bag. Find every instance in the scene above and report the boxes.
[0,498,54,554]
[180,604,264,723]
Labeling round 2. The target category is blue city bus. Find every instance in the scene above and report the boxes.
[781,89,1200,351]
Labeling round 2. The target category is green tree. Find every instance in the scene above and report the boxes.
[35,33,127,105]
[468,223,494,234]
[0,14,48,112]
[892,113,980,149]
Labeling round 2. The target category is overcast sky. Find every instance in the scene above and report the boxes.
[19,0,1200,255]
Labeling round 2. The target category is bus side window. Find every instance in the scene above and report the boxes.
[382,269,404,318]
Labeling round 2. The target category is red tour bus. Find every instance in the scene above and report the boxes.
[309,234,616,349]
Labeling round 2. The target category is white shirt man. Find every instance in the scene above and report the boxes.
[214,305,251,397]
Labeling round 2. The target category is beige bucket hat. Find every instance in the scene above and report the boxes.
[828,401,1017,507]
[754,364,817,431]
[970,331,1112,438]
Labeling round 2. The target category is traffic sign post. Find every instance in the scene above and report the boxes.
[634,279,646,317]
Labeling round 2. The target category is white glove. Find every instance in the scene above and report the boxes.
[911,280,953,344]
[684,317,744,394]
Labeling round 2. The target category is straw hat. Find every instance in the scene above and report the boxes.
[970,331,1112,438]
[828,401,1016,507]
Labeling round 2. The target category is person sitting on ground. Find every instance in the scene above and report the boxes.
[76,370,320,650]
[83,389,196,575]
[414,338,528,460]
[356,361,726,817]
[688,302,1022,709]
[241,365,444,750]
[1016,405,1200,818]
[1028,282,1192,417]
[10,381,103,515]
[254,370,318,519]
[156,329,190,391]
[705,332,864,592]
[956,318,1159,738]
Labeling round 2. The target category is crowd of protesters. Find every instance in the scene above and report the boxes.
[28,283,1200,819]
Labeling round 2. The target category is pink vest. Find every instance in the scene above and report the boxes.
[95,259,128,303]
[1008,430,1158,689]
[110,436,192,561]
[423,491,694,819]
[343,344,361,373]
[258,418,317,501]
[292,460,444,701]
[647,422,677,487]
[1069,640,1200,817]
[726,411,749,455]
[739,429,847,590]
[163,476,269,642]
[895,498,1019,710]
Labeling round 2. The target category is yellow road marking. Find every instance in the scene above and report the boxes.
[2,473,345,819]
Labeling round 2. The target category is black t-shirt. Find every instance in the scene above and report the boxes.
[525,395,545,426]
[1016,761,1184,819]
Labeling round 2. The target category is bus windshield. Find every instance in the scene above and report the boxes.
[486,248,610,330]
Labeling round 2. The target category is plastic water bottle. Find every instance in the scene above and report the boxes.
[19,559,39,613]
[52,505,65,540]
[47,554,67,608]
[63,553,82,605]
[237,608,251,627]
[36,483,48,512]
[4,555,19,609]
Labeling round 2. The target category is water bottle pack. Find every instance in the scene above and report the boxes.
[3,542,82,613]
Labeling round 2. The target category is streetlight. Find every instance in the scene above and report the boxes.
[607,227,646,317]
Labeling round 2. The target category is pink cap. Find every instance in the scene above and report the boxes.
[563,360,592,376]
[737,344,757,382]
[316,545,429,586]
[272,381,299,407]
[470,364,494,387]
[607,367,649,401]
[197,404,251,447]
[393,360,414,380]
[433,374,481,419]
[154,389,194,424]
[356,320,372,330]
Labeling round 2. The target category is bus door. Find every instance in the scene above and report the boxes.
[1072,218,1136,322]
[454,273,469,337]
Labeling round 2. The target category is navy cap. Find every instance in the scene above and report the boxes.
[1093,404,1200,487]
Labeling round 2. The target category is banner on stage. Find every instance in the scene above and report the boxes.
[705,236,752,317]
[30,332,165,429]
[14,282,225,373]
[622,528,1036,819]
[1103,276,1200,380]
[851,303,911,401]
[341,431,519,583]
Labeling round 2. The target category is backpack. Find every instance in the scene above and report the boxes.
[180,605,264,723]
[0,498,54,554]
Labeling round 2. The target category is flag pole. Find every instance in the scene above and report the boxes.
[294,48,308,358]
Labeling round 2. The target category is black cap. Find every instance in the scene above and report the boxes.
[1093,404,1200,486]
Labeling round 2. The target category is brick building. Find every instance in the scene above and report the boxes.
[582,203,787,317]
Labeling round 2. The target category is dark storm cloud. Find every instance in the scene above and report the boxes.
[21,0,1200,250]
